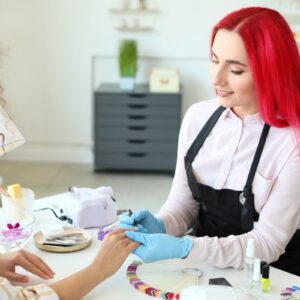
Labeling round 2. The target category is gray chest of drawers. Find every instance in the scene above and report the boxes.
[93,83,181,172]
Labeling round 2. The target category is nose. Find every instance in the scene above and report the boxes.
[210,64,227,87]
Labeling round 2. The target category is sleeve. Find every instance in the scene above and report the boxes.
[157,102,300,269]
[0,277,59,300]
[156,105,200,236]
[186,148,300,269]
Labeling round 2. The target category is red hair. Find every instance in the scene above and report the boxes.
[211,7,300,149]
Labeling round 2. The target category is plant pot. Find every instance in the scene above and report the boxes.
[120,77,135,91]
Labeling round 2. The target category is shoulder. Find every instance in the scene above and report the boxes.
[185,98,220,119]
[181,98,220,133]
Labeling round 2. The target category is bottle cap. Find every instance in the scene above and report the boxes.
[260,261,267,275]
[262,264,270,278]
[252,258,261,281]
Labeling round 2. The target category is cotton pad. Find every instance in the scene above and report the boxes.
[181,285,237,300]
[40,220,64,239]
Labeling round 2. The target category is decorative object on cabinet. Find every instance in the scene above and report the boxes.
[119,39,138,91]
[93,83,181,173]
[150,68,180,93]
[293,28,300,46]
[108,0,159,32]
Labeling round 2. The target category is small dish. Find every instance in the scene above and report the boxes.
[34,227,92,253]
[0,212,35,250]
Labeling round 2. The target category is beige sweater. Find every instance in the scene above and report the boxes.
[0,277,58,300]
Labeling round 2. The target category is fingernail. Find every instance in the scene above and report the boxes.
[23,277,30,283]
[47,268,55,275]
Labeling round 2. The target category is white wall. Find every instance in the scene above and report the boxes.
[0,0,299,163]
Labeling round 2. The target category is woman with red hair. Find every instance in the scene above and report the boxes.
[121,7,300,275]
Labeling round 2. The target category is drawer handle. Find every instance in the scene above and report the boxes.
[128,126,147,131]
[127,139,146,144]
[128,104,147,109]
[128,115,147,120]
[127,153,147,157]
[128,94,146,98]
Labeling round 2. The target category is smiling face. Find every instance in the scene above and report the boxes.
[209,29,258,118]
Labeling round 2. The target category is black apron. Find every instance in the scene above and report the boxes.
[184,106,300,275]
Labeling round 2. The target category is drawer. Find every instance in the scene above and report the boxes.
[95,140,177,154]
[95,94,181,107]
[95,127,178,140]
[95,115,180,128]
[94,153,177,172]
[93,84,181,172]
[95,104,180,117]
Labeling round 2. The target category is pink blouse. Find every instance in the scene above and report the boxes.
[157,99,300,269]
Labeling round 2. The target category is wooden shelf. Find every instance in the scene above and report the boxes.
[115,26,154,32]
[108,3,160,33]
[109,9,159,15]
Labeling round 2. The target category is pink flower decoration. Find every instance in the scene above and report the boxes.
[7,223,20,230]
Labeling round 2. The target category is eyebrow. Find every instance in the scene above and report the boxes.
[211,50,247,67]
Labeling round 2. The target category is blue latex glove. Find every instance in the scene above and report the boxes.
[118,209,166,234]
[125,231,193,263]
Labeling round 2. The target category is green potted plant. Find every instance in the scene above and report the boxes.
[118,39,137,90]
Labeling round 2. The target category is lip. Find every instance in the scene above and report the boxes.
[215,89,234,97]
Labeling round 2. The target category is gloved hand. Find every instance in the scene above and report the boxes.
[118,209,166,234]
[125,231,193,263]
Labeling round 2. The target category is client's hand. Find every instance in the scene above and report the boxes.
[49,229,139,300]
[125,231,193,263]
[0,249,55,283]
[119,209,166,234]
[91,228,139,278]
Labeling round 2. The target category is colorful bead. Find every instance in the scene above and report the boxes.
[127,261,179,300]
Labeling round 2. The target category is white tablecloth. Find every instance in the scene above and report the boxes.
[3,193,300,299]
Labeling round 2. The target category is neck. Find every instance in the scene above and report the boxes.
[231,106,258,119]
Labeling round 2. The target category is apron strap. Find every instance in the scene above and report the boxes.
[185,106,226,198]
[185,106,226,161]
[240,124,270,231]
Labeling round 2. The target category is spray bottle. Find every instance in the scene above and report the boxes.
[251,258,263,299]
[244,238,255,291]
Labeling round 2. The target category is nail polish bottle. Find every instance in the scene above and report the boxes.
[260,261,267,276]
[261,264,270,292]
